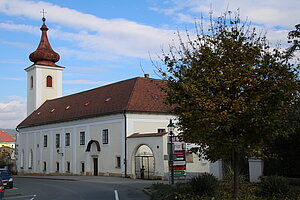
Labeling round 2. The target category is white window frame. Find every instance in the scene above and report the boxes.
[43,135,48,147]
[65,133,70,147]
[56,134,60,148]
[28,149,33,169]
[80,132,85,145]
[102,129,109,144]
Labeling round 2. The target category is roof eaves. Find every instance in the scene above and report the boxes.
[17,110,126,130]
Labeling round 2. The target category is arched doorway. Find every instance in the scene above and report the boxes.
[86,140,101,176]
[134,144,154,179]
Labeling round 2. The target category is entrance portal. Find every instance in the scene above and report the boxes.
[134,145,154,179]
[93,157,98,176]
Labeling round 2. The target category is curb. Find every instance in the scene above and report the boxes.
[143,188,152,197]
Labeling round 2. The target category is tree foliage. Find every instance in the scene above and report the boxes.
[264,93,300,177]
[286,24,300,58]
[159,12,299,162]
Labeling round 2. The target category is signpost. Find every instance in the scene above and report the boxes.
[169,136,186,178]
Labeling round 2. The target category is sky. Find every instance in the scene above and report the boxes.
[0,0,299,129]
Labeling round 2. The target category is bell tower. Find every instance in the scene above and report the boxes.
[25,16,64,116]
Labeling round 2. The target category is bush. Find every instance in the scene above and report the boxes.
[223,164,247,185]
[149,182,194,200]
[190,173,220,196]
[175,182,193,194]
[259,175,291,198]
[173,193,202,200]
[147,183,173,200]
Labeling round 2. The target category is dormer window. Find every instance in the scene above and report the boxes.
[46,75,52,87]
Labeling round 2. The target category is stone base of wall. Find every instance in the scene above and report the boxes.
[85,172,92,176]
[99,172,122,177]
[20,172,78,176]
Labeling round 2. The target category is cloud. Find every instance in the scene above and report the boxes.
[0,77,25,81]
[2,41,35,50]
[56,46,120,61]
[71,66,107,73]
[7,96,27,103]
[0,0,177,59]
[150,0,299,48]
[155,0,300,29]
[0,22,37,34]
[0,100,26,129]
[0,0,295,66]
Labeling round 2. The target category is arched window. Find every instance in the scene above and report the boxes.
[46,76,52,87]
[28,149,33,169]
[21,149,24,168]
[30,76,33,89]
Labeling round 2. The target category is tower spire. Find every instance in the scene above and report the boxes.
[29,13,60,67]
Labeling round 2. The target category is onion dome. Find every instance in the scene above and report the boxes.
[29,17,60,67]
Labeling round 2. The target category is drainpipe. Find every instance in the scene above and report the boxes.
[123,111,128,178]
[15,127,19,174]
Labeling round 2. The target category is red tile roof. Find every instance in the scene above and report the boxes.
[17,77,172,129]
[0,130,15,143]
[127,132,167,138]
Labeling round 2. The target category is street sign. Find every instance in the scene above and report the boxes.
[168,136,186,177]
[173,161,186,166]
[170,165,186,170]
[173,170,186,176]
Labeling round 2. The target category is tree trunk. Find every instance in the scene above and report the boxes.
[233,150,239,199]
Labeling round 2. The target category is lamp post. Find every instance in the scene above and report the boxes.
[167,119,175,185]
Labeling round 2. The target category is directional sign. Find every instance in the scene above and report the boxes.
[173,170,186,176]
[173,161,186,166]
[170,165,186,171]
[169,136,186,177]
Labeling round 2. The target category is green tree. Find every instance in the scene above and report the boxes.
[287,24,300,58]
[159,12,299,198]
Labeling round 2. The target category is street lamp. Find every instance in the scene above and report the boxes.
[167,119,175,185]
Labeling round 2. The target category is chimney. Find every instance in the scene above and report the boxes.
[144,74,149,78]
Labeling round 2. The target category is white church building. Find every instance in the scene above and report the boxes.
[16,18,262,181]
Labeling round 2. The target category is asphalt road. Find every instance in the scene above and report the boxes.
[4,177,154,200]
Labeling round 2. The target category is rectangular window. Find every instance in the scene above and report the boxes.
[81,162,85,173]
[116,156,121,168]
[102,129,109,144]
[66,162,70,172]
[65,133,70,147]
[80,132,85,145]
[158,129,166,133]
[43,135,47,147]
[56,134,60,148]
[43,162,47,171]
[56,162,59,172]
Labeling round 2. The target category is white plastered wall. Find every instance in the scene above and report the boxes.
[25,64,63,116]
[17,114,124,176]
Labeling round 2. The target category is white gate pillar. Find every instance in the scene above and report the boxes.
[249,159,263,182]
[210,160,223,180]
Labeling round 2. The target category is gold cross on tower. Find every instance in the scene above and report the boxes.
[40,9,47,24]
